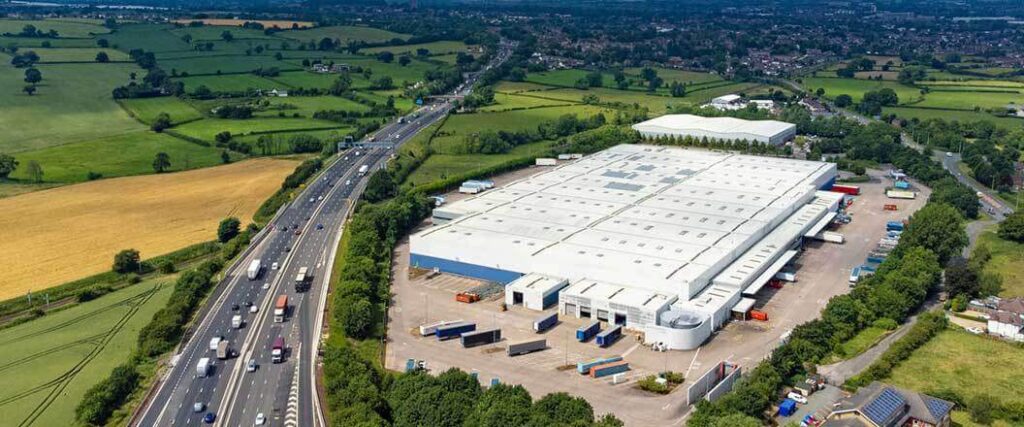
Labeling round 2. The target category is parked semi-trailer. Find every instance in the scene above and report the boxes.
[419,320,463,336]
[507,338,546,356]
[589,360,630,378]
[246,259,262,280]
[576,321,601,342]
[460,329,501,348]
[436,322,476,340]
[830,184,861,195]
[577,356,623,375]
[274,295,288,322]
[271,337,284,363]
[886,190,916,199]
[595,326,622,347]
[533,313,558,333]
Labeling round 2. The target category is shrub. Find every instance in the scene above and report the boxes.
[872,318,897,330]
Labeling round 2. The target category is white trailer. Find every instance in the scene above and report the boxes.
[535,158,557,166]
[820,231,844,244]
[246,259,261,280]
[358,165,369,176]
[418,319,464,336]
[197,357,211,377]
[886,190,916,199]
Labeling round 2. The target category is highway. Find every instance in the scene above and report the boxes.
[133,40,513,427]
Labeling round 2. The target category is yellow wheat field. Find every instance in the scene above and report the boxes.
[0,158,299,300]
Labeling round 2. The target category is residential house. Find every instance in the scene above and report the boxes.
[988,297,1024,342]
[823,382,954,427]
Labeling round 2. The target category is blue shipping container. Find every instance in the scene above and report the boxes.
[595,326,622,347]
[867,255,886,264]
[576,321,601,342]
[577,356,623,375]
[779,399,797,417]
[533,313,558,333]
[436,322,476,340]
[895,180,910,189]
[591,361,630,378]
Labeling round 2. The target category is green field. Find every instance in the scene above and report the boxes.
[276,25,410,44]
[913,89,1024,111]
[404,141,555,188]
[883,107,1024,129]
[528,87,682,113]
[479,92,574,112]
[169,25,276,41]
[0,62,144,153]
[8,131,232,183]
[975,226,1024,298]
[885,329,1024,406]
[623,67,723,85]
[0,36,97,48]
[0,276,173,426]
[172,117,345,142]
[175,73,286,92]
[494,81,559,93]
[253,95,371,117]
[266,70,373,90]
[120,97,203,124]
[34,48,129,63]
[0,18,110,38]
[160,55,301,76]
[525,69,612,87]
[837,326,889,359]
[429,105,611,154]
[361,41,472,56]
[803,77,923,104]
[104,24,193,53]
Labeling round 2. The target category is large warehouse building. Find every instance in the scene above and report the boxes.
[632,114,797,145]
[409,144,841,350]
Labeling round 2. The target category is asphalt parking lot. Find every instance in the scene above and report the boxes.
[384,168,929,426]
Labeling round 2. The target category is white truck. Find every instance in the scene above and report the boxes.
[232,314,243,329]
[197,357,211,377]
[358,165,369,176]
[246,259,262,280]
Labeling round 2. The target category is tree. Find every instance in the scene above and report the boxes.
[339,296,374,338]
[0,153,17,178]
[834,94,853,108]
[97,38,109,48]
[586,70,603,88]
[944,256,979,298]
[464,384,534,427]
[398,55,411,66]
[670,81,686,97]
[220,150,231,164]
[22,84,36,96]
[362,169,397,203]
[376,51,394,63]
[896,203,967,264]
[530,392,594,426]
[215,131,232,144]
[25,160,43,182]
[152,152,170,173]
[112,249,141,274]
[24,67,41,84]
[217,217,241,243]
[95,51,109,63]
[220,30,233,42]
[998,212,1024,242]
[328,72,352,95]
[370,75,394,90]
[151,112,172,132]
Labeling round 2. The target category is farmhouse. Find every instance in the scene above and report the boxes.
[409,144,840,350]
[823,382,954,427]
[632,114,797,145]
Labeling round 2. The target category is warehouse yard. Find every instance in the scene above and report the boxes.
[385,164,928,424]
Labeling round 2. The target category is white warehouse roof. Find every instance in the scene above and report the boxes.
[632,114,797,145]
[410,144,837,308]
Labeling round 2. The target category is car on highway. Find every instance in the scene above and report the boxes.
[318,195,324,201]
[946,151,953,157]
[247,359,257,372]
[255,413,267,425]
[294,230,302,236]
[231,303,240,311]
[203,412,216,424]
[308,197,315,203]
[193,402,204,413]
[316,223,324,230]
[244,301,253,308]
[346,180,351,186]
[261,282,270,290]
[271,262,279,270]
[250,304,259,313]
[209,336,222,351]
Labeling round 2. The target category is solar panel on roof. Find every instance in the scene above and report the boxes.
[923,396,954,421]
[862,388,906,426]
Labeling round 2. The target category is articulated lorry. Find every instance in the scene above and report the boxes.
[274,295,288,322]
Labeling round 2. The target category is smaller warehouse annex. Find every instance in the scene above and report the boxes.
[631,114,797,145]
[409,144,841,350]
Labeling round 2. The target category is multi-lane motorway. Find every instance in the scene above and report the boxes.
[134,41,512,427]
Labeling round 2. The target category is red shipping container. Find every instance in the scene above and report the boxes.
[750,310,769,321]
[831,185,861,195]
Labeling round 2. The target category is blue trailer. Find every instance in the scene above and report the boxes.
[867,255,886,264]
[577,356,623,375]
[894,180,910,190]
[886,221,905,231]
[436,322,476,340]
[533,313,558,333]
[778,399,797,417]
[590,361,630,378]
[595,326,622,347]
[576,321,601,342]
